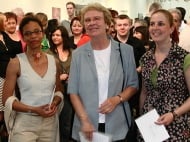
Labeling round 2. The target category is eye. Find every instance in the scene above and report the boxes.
[94,16,101,21]
[33,29,42,34]
[23,29,42,37]
[149,22,155,27]
[157,22,165,26]
[23,31,31,36]
[84,18,91,23]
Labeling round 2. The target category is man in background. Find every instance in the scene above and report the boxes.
[60,1,76,36]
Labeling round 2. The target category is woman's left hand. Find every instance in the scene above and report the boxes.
[34,104,57,118]
[60,73,68,81]
[155,112,174,125]
[99,96,120,114]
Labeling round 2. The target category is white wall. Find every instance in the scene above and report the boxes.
[0,0,67,21]
[160,1,190,20]
[0,0,189,21]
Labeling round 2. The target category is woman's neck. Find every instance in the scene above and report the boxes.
[74,34,82,44]
[5,31,20,41]
[155,40,172,54]
[91,36,110,50]
[56,44,65,51]
[26,49,43,63]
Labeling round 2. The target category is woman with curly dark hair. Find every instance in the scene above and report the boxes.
[49,25,74,142]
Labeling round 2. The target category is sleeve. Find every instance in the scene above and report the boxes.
[122,44,139,89]
[183,54,190,72]
[67,51,79,95]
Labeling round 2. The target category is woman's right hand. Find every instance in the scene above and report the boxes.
[34,104,57,117]
[60,73,69,81]
[81,119,95,141]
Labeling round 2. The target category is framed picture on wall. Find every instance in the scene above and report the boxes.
[52,7,61,22]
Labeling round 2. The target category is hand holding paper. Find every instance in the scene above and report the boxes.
[135,109,170,142]
[49,85,56,109]
[79,131,112,142]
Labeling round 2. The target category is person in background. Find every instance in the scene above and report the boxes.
[24,12,35,18]
[144,2,162,27]
[60,1,76,37]
[3,11,23,112]
[108,9,119,19]
[11,8,24,30]
[107,18,117,38]
[169,8,182,34]
[148,2,162,16]
[133,26,150,51]
[176,7,187,32]
[35,12,50,52]
[4,12,22,53]
[129,18,148,38]
[11,7,26,51]
[139,9,190,141]
[174,7,190,52]
[114,14,146,141]
[114,14,146,69]
[2,16,63,142]
[49,25,74,142]
[169,8,190,52]
[0,12,9,142]
[133,19,148,30]
[45,19,59,41]
[107,9,118,38]
[67,3,138,142]
[69,16,90,49]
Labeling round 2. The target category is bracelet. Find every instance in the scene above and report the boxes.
[117,94,123,103]
[79,114,88,120]
[171,111,178,119]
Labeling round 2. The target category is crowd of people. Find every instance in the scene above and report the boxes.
[0,1,190,142]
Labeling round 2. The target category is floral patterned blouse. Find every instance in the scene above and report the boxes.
[139,44,190,141]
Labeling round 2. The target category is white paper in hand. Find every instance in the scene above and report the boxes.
[49,85,56,105]
[79,131,112,142]
[135,109,170,142]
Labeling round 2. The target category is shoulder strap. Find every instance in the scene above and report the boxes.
[118,42,130,128]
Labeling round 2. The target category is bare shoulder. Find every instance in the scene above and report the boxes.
[7,57,20,75]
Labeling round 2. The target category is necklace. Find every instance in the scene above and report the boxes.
[31,52,42,63]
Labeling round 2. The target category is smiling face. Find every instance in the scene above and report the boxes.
[71,19,83,36]
[51,29,63,46]
[115,18,132,37]
[83,10,108,38]
[5,17,17,34]
[133,31,142,40]
[149,11,174,44]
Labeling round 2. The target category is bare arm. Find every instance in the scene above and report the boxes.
[139,79,147,114]
[3,57,61,117]
[3,59,37,114]
[3,58,19,106]
[51,58,63,106]
[99,86,138,114]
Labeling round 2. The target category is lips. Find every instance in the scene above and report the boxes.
[30,40,40,44]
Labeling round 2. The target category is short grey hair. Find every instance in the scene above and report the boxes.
[168,8,182,22]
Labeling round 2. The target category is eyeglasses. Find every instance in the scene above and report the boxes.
[23,29,42,37]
